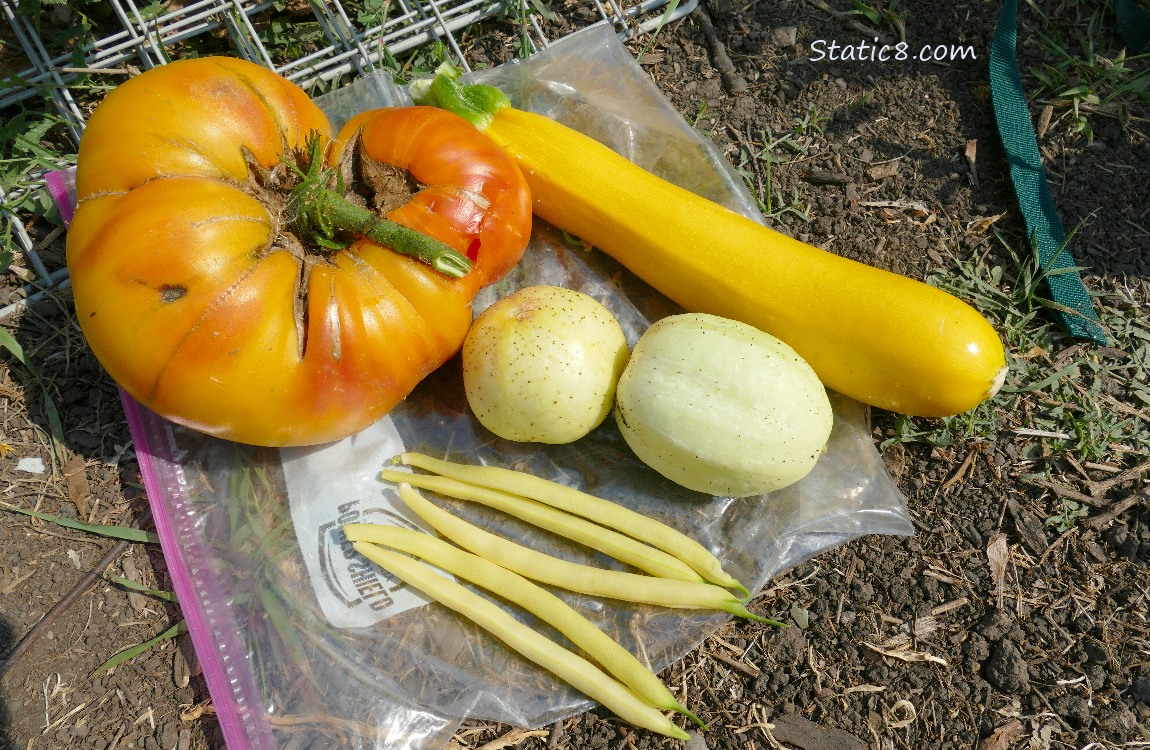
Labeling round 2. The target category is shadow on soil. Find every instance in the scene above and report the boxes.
[1,615,16,750]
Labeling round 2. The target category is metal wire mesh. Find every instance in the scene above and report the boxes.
[0,0,696,319]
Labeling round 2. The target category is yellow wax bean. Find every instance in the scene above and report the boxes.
[396,484,775,624]
[379,469,703,584]
[351,541,691,740]
[344,523,703,727]
[395,452,748,598]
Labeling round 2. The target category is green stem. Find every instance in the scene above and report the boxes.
[288,134,473,279]
[409,63,511,130]
[312,188,472,278]
[729,602,786,627]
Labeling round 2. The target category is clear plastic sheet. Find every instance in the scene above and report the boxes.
[77,24,913,750]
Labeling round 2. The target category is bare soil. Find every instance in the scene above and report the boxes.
[1,1,1148,749]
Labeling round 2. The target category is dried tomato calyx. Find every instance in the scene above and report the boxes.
[286,134,473,278]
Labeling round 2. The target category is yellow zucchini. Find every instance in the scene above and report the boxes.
[414,70,1007,417]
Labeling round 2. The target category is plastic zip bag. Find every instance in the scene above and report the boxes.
[54,23,913,750]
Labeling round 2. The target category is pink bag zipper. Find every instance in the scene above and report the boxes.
[50,169,269,749]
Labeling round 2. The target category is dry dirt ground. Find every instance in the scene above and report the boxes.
[2,1,1149,749]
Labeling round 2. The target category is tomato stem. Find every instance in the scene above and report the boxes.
[288,135,473,278]
[316,190,473,277]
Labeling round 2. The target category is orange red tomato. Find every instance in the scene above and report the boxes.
[67,57,531,446]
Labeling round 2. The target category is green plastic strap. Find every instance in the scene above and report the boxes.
[1115,0,1150,53]
[989,0,1108,344]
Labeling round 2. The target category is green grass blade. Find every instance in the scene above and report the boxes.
[257,585,309,665]
[0,218,13,274]
[0,326,66,460]
[0,503,159,544]
[90,621,187,677]
[106,574,178,603]
[639,0,680,59]
[526,0,555,20]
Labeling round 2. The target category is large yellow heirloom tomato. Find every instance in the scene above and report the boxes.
[67,57,532,446]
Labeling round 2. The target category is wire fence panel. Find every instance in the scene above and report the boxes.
[0,0,697,319]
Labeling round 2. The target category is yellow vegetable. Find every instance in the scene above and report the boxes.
[378,469,705,583]
[344,524,703,727]
[394,452,748,597]
[394,483,775,623]
[350,541,692,739]
[462,285,629,444]
[414,69,1008,417]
